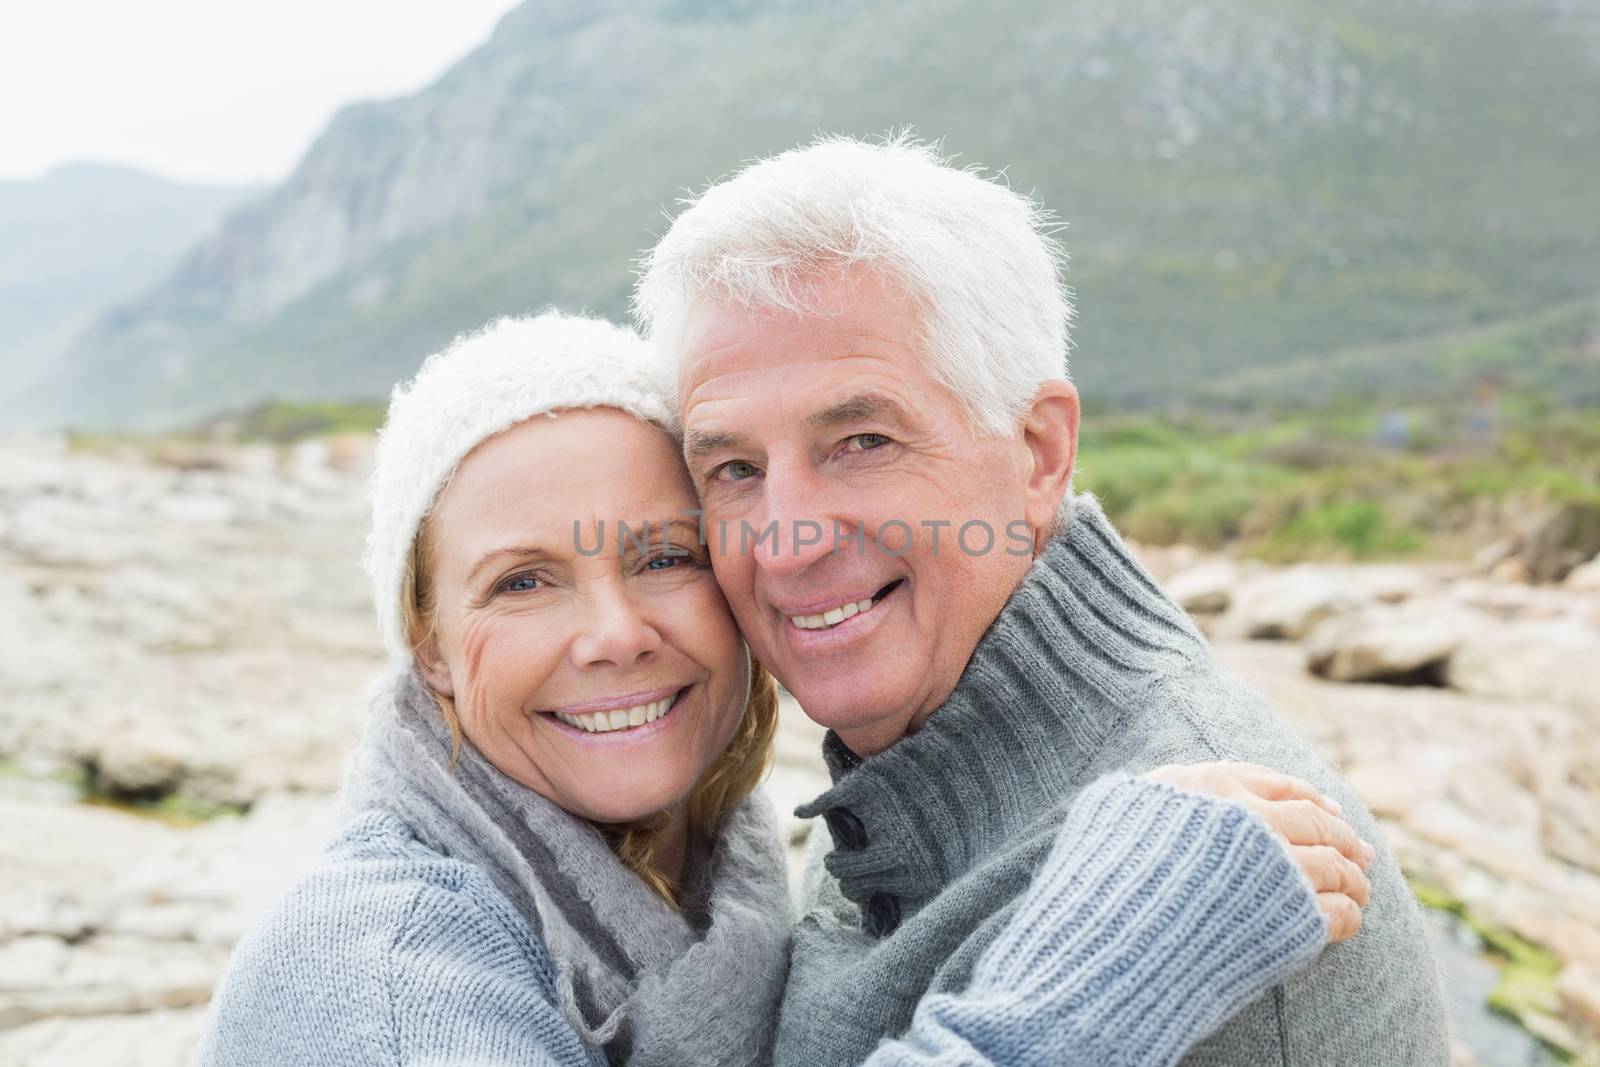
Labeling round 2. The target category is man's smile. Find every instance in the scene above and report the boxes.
[784,579,905,631]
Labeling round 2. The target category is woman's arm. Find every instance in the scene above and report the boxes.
[383,879,600,1066]
[862,771,1356,1067]
[193,823,599,1067]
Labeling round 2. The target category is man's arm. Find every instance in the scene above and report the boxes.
[1132,665,1453,1064]
[860,774,1328,1067]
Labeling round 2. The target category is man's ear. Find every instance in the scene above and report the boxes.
[1020,379,1080,534]
[414,634,456,699]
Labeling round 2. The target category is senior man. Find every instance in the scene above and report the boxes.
[635,136,1448,1065]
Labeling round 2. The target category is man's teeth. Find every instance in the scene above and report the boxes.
[555,695,674,734]
[790,597,875,631]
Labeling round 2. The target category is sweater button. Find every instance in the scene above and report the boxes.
[864,893,901,937]
[824,807,868,851]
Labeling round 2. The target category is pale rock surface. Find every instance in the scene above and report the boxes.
[1567,555,1600,593]
[0,1008,209,1067]
[1342,563,1437,604]
[1162,559,1260,615]
[2,437,1596,1064]
[1448,577,1592,623]
[1304,601,1490,682]
[1560,965,1600,1036]
[1213,564,1370,639]
[1221,636,1600,932]
[1540,740,1600,873]
[1446,619,1600,707]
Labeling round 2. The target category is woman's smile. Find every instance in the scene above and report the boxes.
[544,685,689,736]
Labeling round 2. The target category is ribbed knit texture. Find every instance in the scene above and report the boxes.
[336,667,792,1065]
[192,775,1324,1066]
[335,667,790,1065]
[194,666,792,1066]
[781,494,1451,1067]
[191,810,600,1066]
[867,776,1325,1067]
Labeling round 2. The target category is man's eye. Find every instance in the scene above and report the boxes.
[714,460,762,482]
[843,433,891,453]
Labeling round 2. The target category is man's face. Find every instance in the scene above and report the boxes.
[678,270,1040,756]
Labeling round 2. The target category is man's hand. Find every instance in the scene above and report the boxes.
[1141,762,1374,943]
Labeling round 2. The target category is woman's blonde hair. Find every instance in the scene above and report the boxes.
[400,522,778,907]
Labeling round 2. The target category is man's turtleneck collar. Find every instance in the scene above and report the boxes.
[795,494,1209,919]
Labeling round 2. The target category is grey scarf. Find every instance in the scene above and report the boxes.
[339,667,791,1066]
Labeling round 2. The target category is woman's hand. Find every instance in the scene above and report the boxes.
[1141,762,1374,943]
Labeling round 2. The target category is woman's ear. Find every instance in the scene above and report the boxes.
[414,635,455,699]
[1020,379,1080,533]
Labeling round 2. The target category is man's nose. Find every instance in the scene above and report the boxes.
[752,462,838,578]
[569,582,662,670]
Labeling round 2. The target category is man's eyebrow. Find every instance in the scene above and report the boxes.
[684,429,747,460]
[807,392,907,429]
[683,393,906,459]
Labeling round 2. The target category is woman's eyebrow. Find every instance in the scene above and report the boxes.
[466,544,551,584]
[618,517,704,551]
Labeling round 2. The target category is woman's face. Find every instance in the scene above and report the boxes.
[417,408,750,825]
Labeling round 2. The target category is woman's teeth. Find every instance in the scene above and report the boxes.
[555,695,675,734]
[790,596,875,631]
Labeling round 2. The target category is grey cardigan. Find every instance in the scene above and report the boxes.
[780,496,1451,1066]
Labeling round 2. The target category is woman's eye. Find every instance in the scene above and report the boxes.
[499,574,542,594]
[843,433,891,453]
[714,460,761,482]
[644,547,701,571]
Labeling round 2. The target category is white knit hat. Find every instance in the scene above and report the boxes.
[363,311,677,663]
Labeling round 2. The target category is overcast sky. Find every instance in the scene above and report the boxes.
[2,0,523,186]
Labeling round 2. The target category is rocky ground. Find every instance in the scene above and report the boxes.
[1,433,1596,1065]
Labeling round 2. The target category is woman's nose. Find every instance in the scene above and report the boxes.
[568,586,663,670]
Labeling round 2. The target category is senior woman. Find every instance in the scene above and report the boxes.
[194,312,1370,1066]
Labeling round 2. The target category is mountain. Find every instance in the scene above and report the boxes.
[18,0,1600,430]
[0,163,258,410]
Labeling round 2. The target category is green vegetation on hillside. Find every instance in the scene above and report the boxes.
[1075,295,1600,559]
[206,399,387,443]
[27,0,1600,431]
[1077,398,1600,560]
[1199,295,1600,411]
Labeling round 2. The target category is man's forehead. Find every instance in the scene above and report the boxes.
[678,273,920,374]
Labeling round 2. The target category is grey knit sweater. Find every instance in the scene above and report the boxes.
[780,496,1450,1066]
[193,775,1328,1066]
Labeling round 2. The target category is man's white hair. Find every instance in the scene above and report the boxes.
[633,134,1072,436]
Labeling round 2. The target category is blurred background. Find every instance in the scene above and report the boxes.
[1,1,1597,1063]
